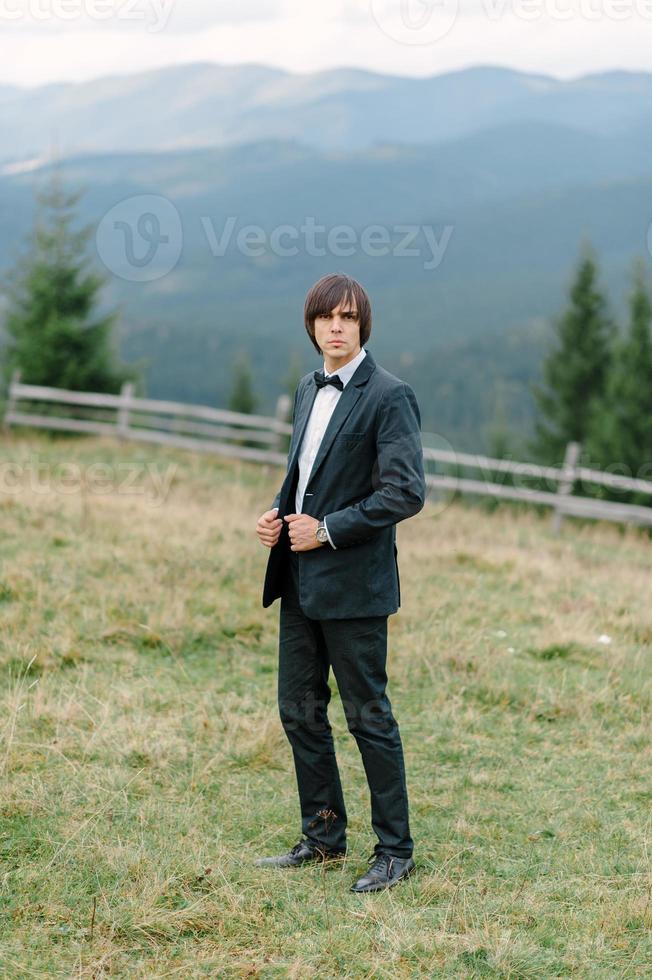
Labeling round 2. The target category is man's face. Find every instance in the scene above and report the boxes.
[313,299,362,366]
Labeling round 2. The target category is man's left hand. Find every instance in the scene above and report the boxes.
[284,513,325,551]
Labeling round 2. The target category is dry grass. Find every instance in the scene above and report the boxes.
[0,431,651,978]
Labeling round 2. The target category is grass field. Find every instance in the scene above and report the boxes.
[0,432,651,978]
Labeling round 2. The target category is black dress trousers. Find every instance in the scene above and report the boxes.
[277,546,413,858]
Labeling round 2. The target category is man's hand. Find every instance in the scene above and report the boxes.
[256,507,282,549]
[284,513,324,552]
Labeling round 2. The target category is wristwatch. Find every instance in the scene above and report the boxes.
[315,520,329,545]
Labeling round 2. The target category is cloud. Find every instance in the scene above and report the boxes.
[0,0,283,36]
[164,0,283,32]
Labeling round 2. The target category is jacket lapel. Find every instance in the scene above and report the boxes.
[304,348,376,487]
[287,384,318,475]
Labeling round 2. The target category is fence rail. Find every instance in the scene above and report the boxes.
[4,373,293,466]
[422,442,652,530]
[3,373,652,531]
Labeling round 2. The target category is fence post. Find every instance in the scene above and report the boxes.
[3,368,22,432]
[274,393,291,453]
[117,381,134,439]
[552,441,581,534]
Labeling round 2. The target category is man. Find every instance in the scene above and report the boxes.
[255,273,426,893]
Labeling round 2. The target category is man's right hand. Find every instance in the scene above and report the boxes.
[256,507,282,549]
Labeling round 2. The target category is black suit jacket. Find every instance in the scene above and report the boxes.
[262,348,426,618]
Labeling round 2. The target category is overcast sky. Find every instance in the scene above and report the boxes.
[3,0,652,88]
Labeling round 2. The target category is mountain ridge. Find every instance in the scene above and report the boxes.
[3,63,652,163]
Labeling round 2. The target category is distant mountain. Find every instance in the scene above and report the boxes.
[3,63,652,162]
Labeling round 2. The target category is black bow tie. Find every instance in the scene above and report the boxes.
[314,371,344,392]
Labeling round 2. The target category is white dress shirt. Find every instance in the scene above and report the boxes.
[295,346,367,549]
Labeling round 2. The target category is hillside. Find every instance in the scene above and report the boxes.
[1,134,649,451]
[1,432,650,975]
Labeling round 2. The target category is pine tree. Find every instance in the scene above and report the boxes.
[228,352,258,415]
[1,166,136,393]
[530,245,614,463]
[587,259,652,484]
[486,378,514,461]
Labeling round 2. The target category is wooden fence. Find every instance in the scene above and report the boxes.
[3,372,292,466]
[422,441,652,531]
[3,372,652,531]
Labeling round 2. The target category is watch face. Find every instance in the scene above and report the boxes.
[317,527,328,542]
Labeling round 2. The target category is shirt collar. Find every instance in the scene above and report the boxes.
[323,347,366,389]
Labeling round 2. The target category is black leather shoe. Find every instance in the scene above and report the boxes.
[350,852,416,892]
[254,838,347,868]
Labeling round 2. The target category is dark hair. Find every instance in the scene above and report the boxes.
[304,273,372,355]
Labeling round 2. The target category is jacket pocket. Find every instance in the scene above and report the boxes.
[338,430,365,449]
